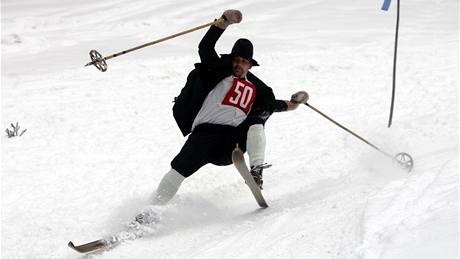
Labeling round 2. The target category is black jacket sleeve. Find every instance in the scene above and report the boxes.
[198,25,225,67]
[247,72,276,117]
[274,100,288,112]
[247,73,288,120]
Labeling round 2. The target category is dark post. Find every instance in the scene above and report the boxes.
[388,0,400,127]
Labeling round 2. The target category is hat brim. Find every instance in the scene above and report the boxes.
[230,53,259,66]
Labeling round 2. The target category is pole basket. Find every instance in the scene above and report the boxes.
[85,50,107,72]
[394,152,414,172]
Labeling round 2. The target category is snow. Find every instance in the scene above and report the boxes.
[1,0,459,258]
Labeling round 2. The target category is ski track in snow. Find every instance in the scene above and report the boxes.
[1,0,458,258]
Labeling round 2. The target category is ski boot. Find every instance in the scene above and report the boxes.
[129,206,162,230]
[250,163,272,190]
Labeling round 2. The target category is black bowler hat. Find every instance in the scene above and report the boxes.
[230,38,259,66]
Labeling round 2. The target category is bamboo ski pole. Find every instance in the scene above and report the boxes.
[304,103,413,171]
[85,18,225,72]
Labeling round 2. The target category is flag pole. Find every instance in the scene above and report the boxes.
[386,0,400,127]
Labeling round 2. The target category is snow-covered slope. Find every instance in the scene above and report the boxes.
[2,0,458,258]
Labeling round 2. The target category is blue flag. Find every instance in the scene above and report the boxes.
[382,0,392,11]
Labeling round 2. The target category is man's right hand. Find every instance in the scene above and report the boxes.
[216,10,242,29]
[284,91,309,111]
[291,91,309,104]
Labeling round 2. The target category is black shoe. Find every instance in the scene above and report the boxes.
[250,163,271,190]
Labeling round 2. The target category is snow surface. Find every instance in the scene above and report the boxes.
[1,0,459,258]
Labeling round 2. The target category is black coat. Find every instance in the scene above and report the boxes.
[173,25,286,137]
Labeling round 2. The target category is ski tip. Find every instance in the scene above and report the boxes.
[68,241,81,252]
[68,239,108,253]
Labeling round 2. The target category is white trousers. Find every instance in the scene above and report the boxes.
[246,124,266,167]
[152,168,185,205]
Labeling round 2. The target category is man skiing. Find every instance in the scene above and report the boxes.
[135,10,308,224]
